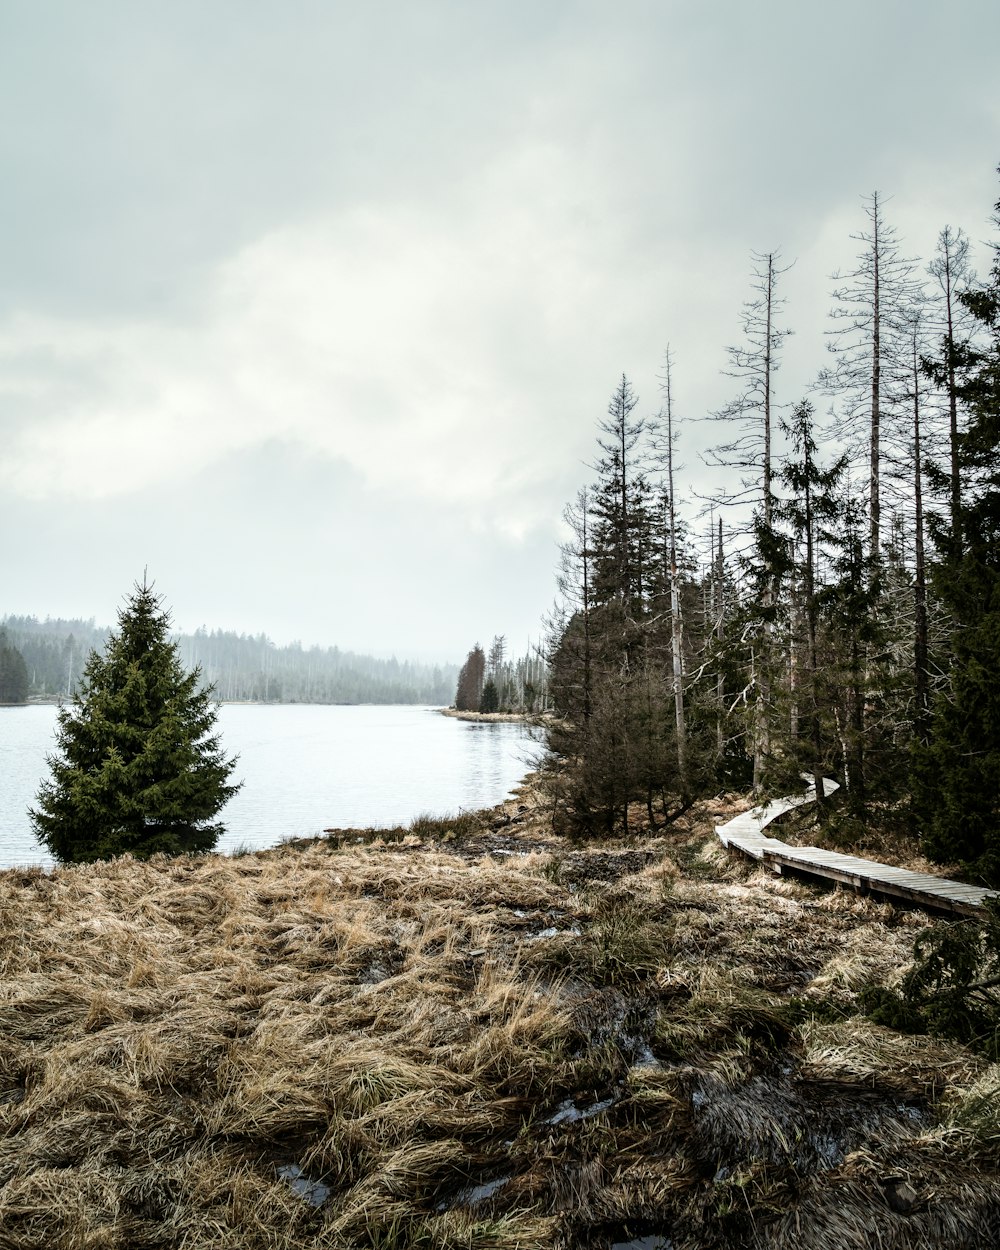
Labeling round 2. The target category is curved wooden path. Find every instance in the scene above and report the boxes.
[716,777,1000,918]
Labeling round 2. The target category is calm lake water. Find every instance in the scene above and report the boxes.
[0,704,544,868]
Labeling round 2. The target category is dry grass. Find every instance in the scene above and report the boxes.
[769,799,970,880]
[1,785,998,1248]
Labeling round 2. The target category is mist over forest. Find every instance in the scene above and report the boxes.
[0,615,457,706]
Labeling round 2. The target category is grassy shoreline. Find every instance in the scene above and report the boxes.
[1,784,998,1248]
[437,706,551,725]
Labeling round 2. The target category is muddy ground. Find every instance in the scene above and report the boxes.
[1,782,997,1249]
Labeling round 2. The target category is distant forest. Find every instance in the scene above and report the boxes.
[453,635,550,713]
[0,616,458,706]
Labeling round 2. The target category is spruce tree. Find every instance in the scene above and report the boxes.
[914,171,1000,884]
[590,374,647,609]
[818,191,920,558]
[0,630,30,703]
[454,645,486,712]
[770,401,847,809]
[31,580,240,863]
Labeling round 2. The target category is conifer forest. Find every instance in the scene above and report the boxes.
[0,615,457,707]
[536,171,1000,887]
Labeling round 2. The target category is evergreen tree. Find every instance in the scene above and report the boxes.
[914,170,1000,884]
[702,253,794,792]
[650,349,689,793]
[822,492,883,817]
[818,192,920,557]
[769,401,848,810]
[454,644,486,711]
[590,374,647,609]
[31,581,240,863]
[549,489,595,727]
[546,375,718,837]
[705,248,793,526]
[699,517,755,789]
[486,635,507,707]
[0,630,30,703]
[924,224,977,551]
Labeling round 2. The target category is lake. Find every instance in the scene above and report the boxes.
[0,704,545,868]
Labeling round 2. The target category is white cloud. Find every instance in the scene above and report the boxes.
[0,138,632,536]
[2,0,998,657]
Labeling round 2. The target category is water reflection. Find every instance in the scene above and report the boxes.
[0,705,544,868]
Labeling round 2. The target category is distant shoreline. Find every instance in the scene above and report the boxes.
[438,707,550,725]
[11,698,434,709]
[9,700,550,720]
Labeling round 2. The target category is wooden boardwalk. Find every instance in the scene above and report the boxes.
[716,777,1000,918]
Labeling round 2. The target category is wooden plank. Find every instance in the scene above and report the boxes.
[716,778,996,916]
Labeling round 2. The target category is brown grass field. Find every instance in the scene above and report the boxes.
[1,780,998,1249]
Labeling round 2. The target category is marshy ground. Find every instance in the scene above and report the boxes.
[1,782,998,1249]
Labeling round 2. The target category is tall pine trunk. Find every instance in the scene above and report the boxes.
[662,356,687,791]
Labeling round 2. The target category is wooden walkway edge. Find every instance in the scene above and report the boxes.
[716,777,1000,918]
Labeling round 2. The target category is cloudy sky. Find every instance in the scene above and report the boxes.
[1,1,997,661]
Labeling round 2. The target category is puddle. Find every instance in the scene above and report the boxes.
[436,1175,511,1210]
[277,1163,330,1207]
[811,1131,844,1168]
[544,1095,617,1125]
[688,1073,929,1174]
[628,1041,661,1069]
[531,925,582,939]
[458,1176,511,1205]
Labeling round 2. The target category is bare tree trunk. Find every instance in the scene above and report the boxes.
[870,192,882,559]
[618,377,631,604]
[788,584,799,741]
[803,465,826,810]
[946,258,961,546]
[581,497,592,725]
[930,226,970,549]
[756,251,777,794]
[849,628,865,814]
[662,353,687,789]
[911,327,930,741]
[715,517,725,757]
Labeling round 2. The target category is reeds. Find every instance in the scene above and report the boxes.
[1,787,998,1248]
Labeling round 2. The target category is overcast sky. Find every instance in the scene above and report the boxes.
[1,1,998,661]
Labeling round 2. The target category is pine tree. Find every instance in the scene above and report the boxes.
[705,248,793,525]
[0,630,30,703]
[590,374,647,609]
[914,170,1000,884]
[822,492,882,817]
[31,580,240,863]
[702,255,794,792]
[771,401,848,811]
[650,349,688,793]
[818,192,920,558]
[552,488,595,726]
[546,373,718,837]
[454,644,486,712]
[924,224,977,550]
[486,635,507,707]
